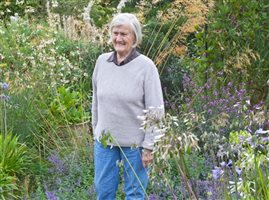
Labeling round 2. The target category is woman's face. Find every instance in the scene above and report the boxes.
[112,24,135,57]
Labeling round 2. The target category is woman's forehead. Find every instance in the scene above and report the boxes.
[112,24,132,32]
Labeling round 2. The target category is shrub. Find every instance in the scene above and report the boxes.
[45,86,89,126]
[0,171,18,200]
[0,132,35,199]
[0,18,100,146]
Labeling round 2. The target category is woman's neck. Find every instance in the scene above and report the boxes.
[116,49,133,64]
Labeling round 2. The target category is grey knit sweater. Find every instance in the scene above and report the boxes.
[91,51,164,150]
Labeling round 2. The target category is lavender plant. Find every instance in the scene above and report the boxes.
[31,147,95,200]
[179,71,255,159]
[161,70,268,199]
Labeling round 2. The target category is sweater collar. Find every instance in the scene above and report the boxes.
[107,48,140,66]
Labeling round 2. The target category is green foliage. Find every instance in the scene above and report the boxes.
[48,86,89,125]
[229,130,251,144]
[34,87,92,155]
[5,89,40,143]
[185,152,210,180]
[228,129,269,199]
[0,132,32,175]
[51,0,89,17]
[121,0,140,13]
[135,2,188,98]
[90,3,116,28]
[150,151,210,199]
[0,0,45,22]
[141,16,186,58]
[1,0,269,199]
[159,56,186,97]
[0,19,98,93]
[190,0,269,89]
[0,171,18,200]
[140,111,201,199]
[0,132,35,199]
[142,0,174,22]
[0,18,100,146]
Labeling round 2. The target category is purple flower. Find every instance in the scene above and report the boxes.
[220,161,226,167]
[226,159,233,168]
[205,83,210,89]
[76,177,81,186]
[45,191,58,200]
[246,137,254,147]
[217,71,224,76]
[235,166,242,176]
[212,167,224,180]
[1,82,9,90]
[0,94,10,101]
[48,153,66,174]
[227,82,233,87]
[247,127,253,133]
[261,137,269,143]
[55,177,62,185]
[149,194,158,200]
[183,74,191,83]
[256,128,269,136]
[182,74,192,91]
[88,184,96,195]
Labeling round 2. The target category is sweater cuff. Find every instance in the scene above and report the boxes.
[142,143,154,151]
[142,133,154,150]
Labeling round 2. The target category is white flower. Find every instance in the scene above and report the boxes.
[16,0,24,5]
[137,115,146,120]
[52,0,58,8]
[117,0,128,11]
[143,109,149,113]
[10,13,19,22]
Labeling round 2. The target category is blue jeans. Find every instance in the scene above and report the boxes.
[94,141,148,200]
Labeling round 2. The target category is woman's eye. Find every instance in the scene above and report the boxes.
[113,32,129,37]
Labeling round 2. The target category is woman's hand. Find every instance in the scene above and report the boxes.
[142,149,153,168]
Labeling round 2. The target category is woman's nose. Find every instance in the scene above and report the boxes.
[115,35,123,41]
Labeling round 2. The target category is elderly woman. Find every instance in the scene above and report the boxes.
[92,13,164,199]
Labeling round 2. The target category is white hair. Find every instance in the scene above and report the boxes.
[109,13,142,47]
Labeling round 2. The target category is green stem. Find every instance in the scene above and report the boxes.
[108,134,150,200]
[174,150,198,200]
[4,99,7,137]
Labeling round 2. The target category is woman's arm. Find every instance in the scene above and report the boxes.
[91,61,99,133]
[142,64,165,150]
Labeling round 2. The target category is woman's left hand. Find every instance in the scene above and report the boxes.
[142,149,153,168]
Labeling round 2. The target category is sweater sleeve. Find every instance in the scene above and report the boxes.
[142,65,165,150]
[91,59,98,132]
